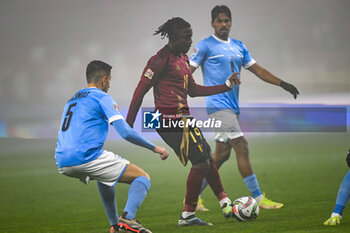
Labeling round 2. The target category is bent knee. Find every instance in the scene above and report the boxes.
[135,167,150,180]
[142,172,150,180]
[122,163,150,183]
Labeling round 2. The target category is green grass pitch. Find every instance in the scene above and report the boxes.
[0,132,349,232]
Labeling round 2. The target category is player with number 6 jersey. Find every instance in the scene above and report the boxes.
[55,87,123,168]
[55,60,168,233]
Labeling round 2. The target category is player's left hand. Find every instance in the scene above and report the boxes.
[280,81,299,99]
[225,72,241,88]
[153,145,169,160]
[346,149,350,168]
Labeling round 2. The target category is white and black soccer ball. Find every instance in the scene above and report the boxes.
[232,196,259,221]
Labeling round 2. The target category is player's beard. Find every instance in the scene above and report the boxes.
[219,28,229,39]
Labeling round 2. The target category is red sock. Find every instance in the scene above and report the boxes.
[206,159,227,201]
[184,167,206,212]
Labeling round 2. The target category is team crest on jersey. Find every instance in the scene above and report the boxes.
[113,104,119,111]
[144,68,154,79]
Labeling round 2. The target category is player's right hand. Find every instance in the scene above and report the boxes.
[225,72,241,88]
[153,145,169,160]
[280,80,299,99]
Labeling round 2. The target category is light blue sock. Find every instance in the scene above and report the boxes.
[199,178,208,195]
[97,182,118,226]
[334,170,350,215]
[243,174,262,198]
[124,176,151,219]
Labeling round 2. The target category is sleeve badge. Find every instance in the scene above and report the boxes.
[144,68,154,79]
[191,47,198,57]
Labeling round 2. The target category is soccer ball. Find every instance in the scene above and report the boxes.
[232,196,259,221]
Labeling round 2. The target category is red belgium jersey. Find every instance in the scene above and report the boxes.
[126,45,230,126]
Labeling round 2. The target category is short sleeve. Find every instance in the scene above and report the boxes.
[241,41,256,69]
[190,40,208,68]
[99,95,124,124]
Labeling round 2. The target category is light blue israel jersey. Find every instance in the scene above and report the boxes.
[55,87,123,168]
[190,35,256,114]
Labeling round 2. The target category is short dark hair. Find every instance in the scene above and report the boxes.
[154,17,191,39]
[86,60,112,84]
[211,5,231,22]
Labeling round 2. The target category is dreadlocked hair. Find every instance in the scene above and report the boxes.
[154,17,191,39]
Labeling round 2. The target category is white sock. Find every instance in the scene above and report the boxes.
[331,212,342,219]
[255,194,264,204]
[181,211,195,219]
[219,197,231,208]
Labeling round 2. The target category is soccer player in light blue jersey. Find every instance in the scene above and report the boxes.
[323,149,350,226]
[189,5,299,210]
[55,60,169,233]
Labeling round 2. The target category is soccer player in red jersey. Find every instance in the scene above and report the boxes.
[126,17,240,226]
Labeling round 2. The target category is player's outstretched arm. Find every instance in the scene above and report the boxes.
[112,119,153,148]
[188,72,240,97]
[112,119,168,160]
[248,63,299,99]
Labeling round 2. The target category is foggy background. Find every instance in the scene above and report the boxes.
[0,0,349,138]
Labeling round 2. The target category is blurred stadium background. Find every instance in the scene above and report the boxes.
[0,0,349,139]
[0,1,349,232]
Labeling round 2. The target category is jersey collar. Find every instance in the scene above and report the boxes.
[212,34,230,43]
